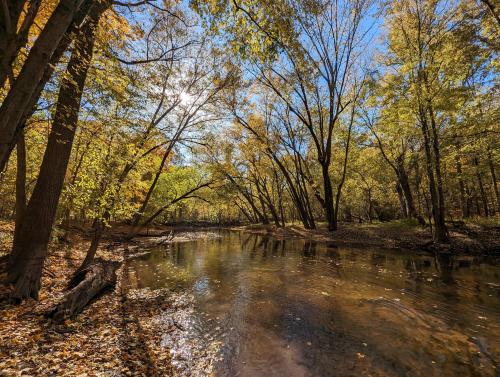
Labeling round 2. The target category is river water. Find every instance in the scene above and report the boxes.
[124,230,500,376]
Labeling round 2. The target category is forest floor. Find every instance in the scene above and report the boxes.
[232,218,500,254]
[0,222,221,377]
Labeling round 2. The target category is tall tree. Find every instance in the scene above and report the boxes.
[7,0,110,300]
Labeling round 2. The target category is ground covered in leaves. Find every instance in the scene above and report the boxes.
[0,222,217,376]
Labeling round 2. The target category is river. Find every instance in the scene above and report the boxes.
[124,230,499,376]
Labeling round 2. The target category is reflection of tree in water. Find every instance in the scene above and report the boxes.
[271,239,281,256]
[325,246,339,260]
[434,253,456,285]
[301,241,317,258]
[258,237,270,258]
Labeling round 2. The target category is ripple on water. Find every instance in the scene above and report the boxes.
[124,230,500,377]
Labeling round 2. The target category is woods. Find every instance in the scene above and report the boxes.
[0,0,498,301]
[0,0,499,375]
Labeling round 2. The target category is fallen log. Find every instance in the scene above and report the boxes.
[47,258,121,322]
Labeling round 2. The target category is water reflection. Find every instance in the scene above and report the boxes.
[125,231,500,376]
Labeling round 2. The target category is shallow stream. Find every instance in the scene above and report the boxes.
[124,230,500,376]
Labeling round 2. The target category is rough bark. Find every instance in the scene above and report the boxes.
[396,161,425,225]
[48,259,120,323]
[7,1,106,300]
[14,131,27,240]
[396,182,408,217]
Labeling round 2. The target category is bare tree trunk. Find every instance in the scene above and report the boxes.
[7,1,107,300]
[396,163,425,225]
[322,163,336,231]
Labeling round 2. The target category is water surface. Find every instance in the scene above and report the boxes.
[125,230,500,376]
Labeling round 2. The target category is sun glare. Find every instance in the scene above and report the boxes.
[180,92,192,105]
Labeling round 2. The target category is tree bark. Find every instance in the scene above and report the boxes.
[473,156,489,217]
[487,150,499,214]
[427,104,448,241]
[130,145,173,228]
[7,1,107,300]
[321,162,336,231]
[75,219,103,273]
[419,106,448,242]
[455,152,467,218]
[0,0,41,89]
[48,259,120,322]
[14,131,27,240]
[0,0,93,173]
[396,161,425,225]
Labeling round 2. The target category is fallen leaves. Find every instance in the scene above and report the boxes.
[0,232,174,376]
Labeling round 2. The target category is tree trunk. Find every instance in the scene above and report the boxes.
[14,131,27,241]
[131,145,173,227]
[474,156,489,217]
[48,259,120,322]
[396,182,408,217]
[487,150,499,214]
[0,0,41,88]
[0,0,93,173]
[75,219,103,273]
[7,1,106,300]
[419,107,448,242]
[455,153,467,218]
[427,104,448,241]
[396,162,425,225]
[321,163,336,231]
[0,0,27,84]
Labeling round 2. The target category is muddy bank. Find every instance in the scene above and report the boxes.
[232,221,500,254]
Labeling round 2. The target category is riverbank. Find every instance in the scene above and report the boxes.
[0,226,220,376]
[232,219,500,254]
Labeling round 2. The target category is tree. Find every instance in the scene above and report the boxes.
[7,0,111,300]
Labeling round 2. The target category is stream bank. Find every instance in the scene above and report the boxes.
[233,220,500,254]
[0,227,219,376]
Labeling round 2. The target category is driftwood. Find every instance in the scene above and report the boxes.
[47,258,120,322]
